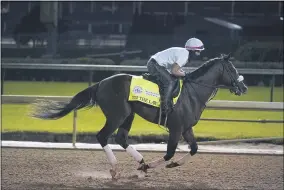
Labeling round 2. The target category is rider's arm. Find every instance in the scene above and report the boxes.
[171,49,188,77]
[171,63,186,77]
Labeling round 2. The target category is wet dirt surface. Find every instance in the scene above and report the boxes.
[1,148,283,190]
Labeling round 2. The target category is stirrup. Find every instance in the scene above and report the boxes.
[158,106,168,128]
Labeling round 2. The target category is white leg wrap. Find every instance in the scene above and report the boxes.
[103,145,117,166]
[126,146,143,162]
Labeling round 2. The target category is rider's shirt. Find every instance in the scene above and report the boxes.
[151,47,189,74]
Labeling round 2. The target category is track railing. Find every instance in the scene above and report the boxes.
[1,62,283,102]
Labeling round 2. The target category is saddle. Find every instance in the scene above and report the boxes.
[141,73,181,99]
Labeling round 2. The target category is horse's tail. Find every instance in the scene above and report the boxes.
[30,83,99,120]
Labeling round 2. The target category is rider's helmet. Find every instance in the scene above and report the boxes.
[185,38,205,56]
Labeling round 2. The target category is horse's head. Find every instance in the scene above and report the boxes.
[218,53,248,95]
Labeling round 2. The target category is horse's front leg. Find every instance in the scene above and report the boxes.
[138,125,182,170]
[166,126,198,168]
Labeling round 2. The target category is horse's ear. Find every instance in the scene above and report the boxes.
[227,52,231,58]
[223,53,231,61]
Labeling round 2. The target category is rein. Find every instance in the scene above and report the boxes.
[185,78,232,89]
[183,59,240,108]
[185,60,230,90]
[184,59,243,90]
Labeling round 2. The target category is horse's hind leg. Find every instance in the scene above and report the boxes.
[115,113,146,167]
[96,112,131,179]
[96,120,120,179]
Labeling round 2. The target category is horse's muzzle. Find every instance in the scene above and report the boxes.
[239,82,248,94]
[230,81,248,95]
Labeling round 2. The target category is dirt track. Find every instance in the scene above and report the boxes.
[1,148,283,190]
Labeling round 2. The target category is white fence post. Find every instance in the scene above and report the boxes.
[72,110,77,148]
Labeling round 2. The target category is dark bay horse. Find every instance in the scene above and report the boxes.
[31,53,248,179]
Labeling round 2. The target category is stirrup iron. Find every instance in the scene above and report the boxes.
[158,105,168,128]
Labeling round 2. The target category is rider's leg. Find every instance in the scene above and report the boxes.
[161,77,175,114]
[155,68,176,115]
[147,59,176,115]
[147,59,161,79]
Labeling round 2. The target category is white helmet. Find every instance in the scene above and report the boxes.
[185,38,205,51]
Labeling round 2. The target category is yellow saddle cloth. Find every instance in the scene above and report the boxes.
[128,76,183,108]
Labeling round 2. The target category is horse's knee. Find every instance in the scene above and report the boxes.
[96,132,108,147]
[190,142,198,156]
[163,143,178,161]
[163,151,176,161]
[115,128,129,149]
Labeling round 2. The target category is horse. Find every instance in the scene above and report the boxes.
[31,53,248,179]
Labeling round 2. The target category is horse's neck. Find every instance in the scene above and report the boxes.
[186,64,221,104]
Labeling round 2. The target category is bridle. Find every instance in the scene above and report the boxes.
[184,58,244,107]
[220,58,244,95]
[185,58,244,91]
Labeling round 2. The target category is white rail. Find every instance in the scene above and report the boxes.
[2,141,283,156]
[2,62,283,102]
[1,63,284,75]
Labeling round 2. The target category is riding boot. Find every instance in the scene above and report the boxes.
[161,83,175,115]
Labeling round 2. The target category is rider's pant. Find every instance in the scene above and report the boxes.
[147,58,177,114]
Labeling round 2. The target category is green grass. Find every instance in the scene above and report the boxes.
[2,104,283,139]
[3,81,88,96]
[2,81,283,139]
[3,81,284,102]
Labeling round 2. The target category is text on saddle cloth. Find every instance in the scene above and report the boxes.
[128,76,183,107]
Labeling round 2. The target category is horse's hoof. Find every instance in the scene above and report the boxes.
[110,169,119,180]
[137,163,149,173]
[166,161,180,168]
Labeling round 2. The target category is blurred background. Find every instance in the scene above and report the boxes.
[1,1,283,86]
[1,1,283,143]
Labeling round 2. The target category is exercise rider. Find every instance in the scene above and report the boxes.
[147,37,205,115]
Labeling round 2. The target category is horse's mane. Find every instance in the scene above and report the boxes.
[186,57,222,80]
